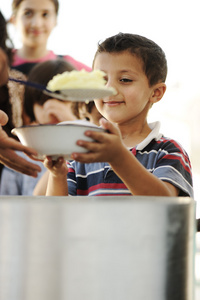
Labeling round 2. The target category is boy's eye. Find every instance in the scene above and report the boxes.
[120,78,133,83]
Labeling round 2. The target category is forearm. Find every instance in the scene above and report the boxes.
[110,147,178,197]
[46,174,68,196]
[33,171,49,195]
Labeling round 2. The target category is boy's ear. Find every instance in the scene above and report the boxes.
[150,83,166,104]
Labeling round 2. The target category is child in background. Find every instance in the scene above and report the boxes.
[71,101,103,126]
[0,58,78,195]
[22,58,78,125]
[10,0,91,75]
[43,33,193,197]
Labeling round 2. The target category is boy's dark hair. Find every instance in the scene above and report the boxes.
[24,59,75,122]
[93,33,167,87]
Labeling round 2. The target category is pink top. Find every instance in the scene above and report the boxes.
[12,50,92,73]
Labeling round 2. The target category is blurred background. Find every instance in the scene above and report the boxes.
[1,0,200,215]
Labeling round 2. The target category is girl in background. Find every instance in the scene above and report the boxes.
[10,0,91,75]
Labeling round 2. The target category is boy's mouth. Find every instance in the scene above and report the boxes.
[103,100,124,106]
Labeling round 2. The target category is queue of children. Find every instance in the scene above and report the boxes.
[0,0,91,187]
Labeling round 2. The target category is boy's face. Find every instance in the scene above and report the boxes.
[93,51,157,126]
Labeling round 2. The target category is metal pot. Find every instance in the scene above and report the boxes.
[0,196,196,300]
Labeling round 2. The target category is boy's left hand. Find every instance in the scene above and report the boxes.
[44,156,68,177]
[71,118,125,164]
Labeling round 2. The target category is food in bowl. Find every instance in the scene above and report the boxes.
[45,69,116,102]
[47,69,116,91]
[11,120,105,160]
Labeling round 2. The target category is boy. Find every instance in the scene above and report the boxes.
[44,33,193,197]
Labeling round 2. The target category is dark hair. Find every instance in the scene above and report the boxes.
[12,0,59,15]
[93,33,167,87]
[0,11,13,65]
[24,59,75,122]
[71,101,96,119]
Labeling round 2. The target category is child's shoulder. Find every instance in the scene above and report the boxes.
[145,136,191,165]
[137,122,187,155]
[155,135,187,153]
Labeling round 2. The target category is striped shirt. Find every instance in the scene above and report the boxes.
[67,122,193,197]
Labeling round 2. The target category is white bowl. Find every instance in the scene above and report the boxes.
[12,120,105,160]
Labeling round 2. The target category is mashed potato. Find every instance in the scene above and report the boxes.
[47,69,108,91]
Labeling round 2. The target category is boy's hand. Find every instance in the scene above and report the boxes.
[71,118,126,164]
[44,156,68,177]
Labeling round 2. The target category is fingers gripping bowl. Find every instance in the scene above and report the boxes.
[11,120,105,160]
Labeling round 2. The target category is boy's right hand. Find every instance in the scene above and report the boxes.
[71,118,125,165]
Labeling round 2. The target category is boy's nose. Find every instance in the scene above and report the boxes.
[105,79,118,94]
[105,78,114,89]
